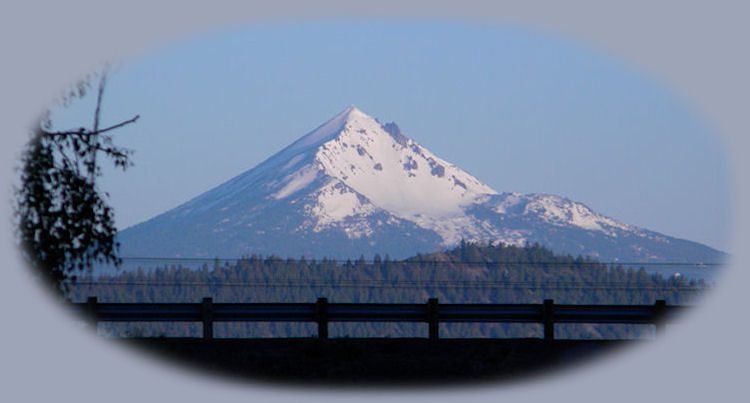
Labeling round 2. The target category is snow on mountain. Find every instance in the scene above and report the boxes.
[490,193,634,235]
[117,106,725,263]
[298,106,498,245]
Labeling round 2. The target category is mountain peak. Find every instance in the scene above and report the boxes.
[337,105,379,132]
[341,104,363,117]
[330,106,411,147]
[116,107,725,263]
[330,105,362,122]
[281,106,376,154]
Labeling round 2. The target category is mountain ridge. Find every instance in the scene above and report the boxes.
[117,106,725,263]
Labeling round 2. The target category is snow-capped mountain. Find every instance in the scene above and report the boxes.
[117,106,724,263]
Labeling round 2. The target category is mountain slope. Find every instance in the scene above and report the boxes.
[117,106,725,263]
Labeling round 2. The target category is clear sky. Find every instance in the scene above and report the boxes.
[50,20,731,251]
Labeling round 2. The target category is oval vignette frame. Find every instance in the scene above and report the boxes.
[1,2,748,403]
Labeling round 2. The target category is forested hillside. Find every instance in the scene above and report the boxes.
[67,242,708,339]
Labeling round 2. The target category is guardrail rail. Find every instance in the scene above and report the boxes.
[75,297,682,341]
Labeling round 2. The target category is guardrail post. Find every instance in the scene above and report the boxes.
[428,298,439,341]
[653,300,666,338]
[316,297,328,340]
[543,299,555,343]
[86,297,98,331]
[202,297,213,340]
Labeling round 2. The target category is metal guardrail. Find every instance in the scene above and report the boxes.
[75,297,682,341]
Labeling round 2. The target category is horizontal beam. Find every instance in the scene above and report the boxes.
[74,299,681,325]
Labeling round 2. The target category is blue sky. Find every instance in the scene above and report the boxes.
[50,20,731,251]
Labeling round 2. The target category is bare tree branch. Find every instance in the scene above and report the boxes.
[13,72,138,297]
[44,114,140,138]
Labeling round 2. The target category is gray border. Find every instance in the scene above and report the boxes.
[1,1,748,402]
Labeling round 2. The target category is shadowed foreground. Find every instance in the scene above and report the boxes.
[127,337,634,386]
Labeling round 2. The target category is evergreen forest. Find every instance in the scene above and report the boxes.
[66,242,710,339]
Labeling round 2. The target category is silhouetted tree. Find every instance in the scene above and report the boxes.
[13,70,138,296]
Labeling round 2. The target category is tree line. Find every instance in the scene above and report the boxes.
[66,242,709,339]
